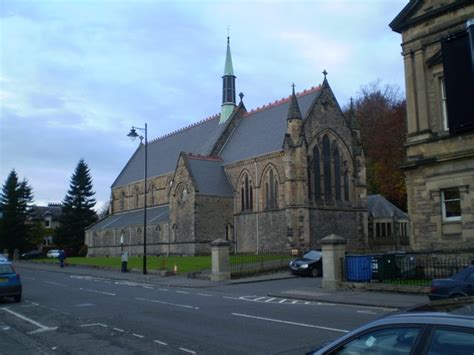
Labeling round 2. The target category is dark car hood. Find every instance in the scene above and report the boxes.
[291,258,319,266]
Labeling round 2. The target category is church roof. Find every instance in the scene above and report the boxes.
[112,86,321,189]
[367,194,408,219]
[187,155,234,197]
[86,204,169,232]
[219,87,320,163]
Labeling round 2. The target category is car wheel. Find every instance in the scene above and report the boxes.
[311,268,320,278]
[14,294,22,303]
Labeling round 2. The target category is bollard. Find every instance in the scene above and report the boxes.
[121,251,128,272]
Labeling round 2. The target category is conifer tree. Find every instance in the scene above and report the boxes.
[0,170,34,254]
[55,159,97,251]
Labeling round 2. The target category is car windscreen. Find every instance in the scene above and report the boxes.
[303,251,322,261]
[0,264,15,275]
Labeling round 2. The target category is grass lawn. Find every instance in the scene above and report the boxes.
[33,255,212,273]
[30,252,292,274]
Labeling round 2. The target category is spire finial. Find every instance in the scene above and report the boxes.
[350,97,354,109]
[239,92,244,103]
[287,83,302,121]
[227,25,230,44]
[323,69,328,79]
[291,83,296,95]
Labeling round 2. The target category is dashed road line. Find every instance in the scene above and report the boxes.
[132,333,144,339]
[144,286,154,289]
[157,288,169,292]
[79,288,116,296]
[232,313,349,333]
[197,293,212,297]
[80,323,108,328]
[357,310,377,315]
[135,297,199,310]
[265,298,276,303]
[44,281,67,287]
[176,291,189,294]
[113,328,124,332]
[154,340,168,346]
[179,347,196,354]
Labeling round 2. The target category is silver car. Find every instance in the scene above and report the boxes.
[307,297,474,354]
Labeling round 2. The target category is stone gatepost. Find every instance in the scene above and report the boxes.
[321,234,347,290]
[211,238,231,281]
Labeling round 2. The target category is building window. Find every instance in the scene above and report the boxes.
[241,173,253,211]
[149,184,156,206]
[344,169,349,201]
[120,192,125,211]
[264,168,278,209]
[313,147,321,200]
[135,187,140,209]
[323,135,332,200]
[334,148,341,201]
[375,222,392,238]
[44,219,50,228]
[439,77,448,131]
[441,188,461,221]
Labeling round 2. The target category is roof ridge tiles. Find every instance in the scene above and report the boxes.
[149,114,220,144]
[187,153,223,162]
[244,85,321,117]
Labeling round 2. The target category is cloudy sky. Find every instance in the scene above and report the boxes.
[0,0,407,212]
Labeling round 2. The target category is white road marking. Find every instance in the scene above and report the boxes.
[80,323,108,328]
[278,299,287,303]
[22,276,36,280]
[113,328,124,332]
[132,333,144,338]
[232,313,349,333]
[179,347,196,354]
[154,340,168,346]
[135,297,199,310]
[144,286,154,289]
[197,293,212,297]
[357,310,377,315]
[44,281,67,287]
[2,326,11,330]
[75,303,95,307]
[0,308,57,334]
[157,288,169,292]
[176,291,189,294]
[254,297,266,301]
[265,298,276,303]
[79,288,116,296]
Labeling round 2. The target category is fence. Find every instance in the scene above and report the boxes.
[230,249,294,278]
[343,254,474,286]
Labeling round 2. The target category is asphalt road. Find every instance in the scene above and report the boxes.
[0,265,392,354]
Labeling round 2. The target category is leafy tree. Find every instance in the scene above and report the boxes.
[350,81,407,210]
[55,159,97,251]
[0,170,35,255]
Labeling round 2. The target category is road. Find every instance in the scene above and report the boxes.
[0,265,392,354]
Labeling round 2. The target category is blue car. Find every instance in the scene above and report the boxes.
[0,261,22,303]
[429,265,474,300]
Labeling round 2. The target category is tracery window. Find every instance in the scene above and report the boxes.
[120,191,126,211]
[240,173,253,211]
[313,147,321,200]
[264,168,279,209]
[334,148,341,200]
[323,135,332,200]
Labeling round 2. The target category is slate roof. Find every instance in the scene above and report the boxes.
[112,115,227,188]
[219,87,320,163]
[367,195,408,219]
[29,205,63,221]
[86,205,169,232]
[112,86,321,189]
[187,155,234,197]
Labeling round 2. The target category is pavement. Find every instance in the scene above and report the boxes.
[15,260,428,310]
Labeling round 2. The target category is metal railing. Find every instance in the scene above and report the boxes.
[344,254,473,286]
[230,249,294,278]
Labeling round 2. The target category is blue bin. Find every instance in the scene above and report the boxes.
[346,255,372,282]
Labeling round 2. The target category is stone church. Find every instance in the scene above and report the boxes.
[85,38,368,256]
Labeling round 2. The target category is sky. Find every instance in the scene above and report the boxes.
[0,0,408,212]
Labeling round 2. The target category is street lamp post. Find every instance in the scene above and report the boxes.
[127,123,148,275]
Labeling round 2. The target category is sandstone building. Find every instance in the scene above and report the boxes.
[390,0,474,251]
[85,38,368,256]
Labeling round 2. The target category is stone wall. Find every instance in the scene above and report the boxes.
[195,195,233,254]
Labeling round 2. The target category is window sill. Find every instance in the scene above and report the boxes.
[442,219,462,224]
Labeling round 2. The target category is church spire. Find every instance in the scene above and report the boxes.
[220,35,236,124]
[287,83,302,121]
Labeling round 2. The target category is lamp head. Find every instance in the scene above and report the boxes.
[127,127,139,141]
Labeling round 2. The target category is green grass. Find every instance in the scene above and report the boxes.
[379,279,431,286]
[32,255,212,273]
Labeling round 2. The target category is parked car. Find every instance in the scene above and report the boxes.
[47,249,61,258]
[289,250,322,277]
[306,296,474,354]
[0,261,22,302]
[429,265,474,300]
[0,255,8,262]
[20,250,45,259]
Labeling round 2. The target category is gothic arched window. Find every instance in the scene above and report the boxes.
[334,147,341,201]
[323,135,332,200]
[313,146,321,200]
[241,173,253,211]
[135,187,140,209]
[149,184,156,206]
[344,169,350,201]
[264,168,279,209]
[120,191,126,211]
